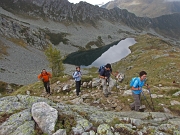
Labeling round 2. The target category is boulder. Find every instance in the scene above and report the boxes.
[63,84,70,92]
[53,129,67,135]
[31,102,58,135]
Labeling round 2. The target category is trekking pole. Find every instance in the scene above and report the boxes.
[141,90,153,111]
[148,88,155,111]
[116,78,118,95]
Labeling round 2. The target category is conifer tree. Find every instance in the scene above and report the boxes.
[45,44,64,77]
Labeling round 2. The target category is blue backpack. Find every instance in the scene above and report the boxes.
[98,65,105,73]
[130,77,138,87]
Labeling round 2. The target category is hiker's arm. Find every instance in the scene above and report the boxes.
[37,74,43,81]
[99,75,108,79]
[131,80,141,90]
[131,87,140,90]
[111,72,116,77]
[145,83,150,89]
[48,72,52,78]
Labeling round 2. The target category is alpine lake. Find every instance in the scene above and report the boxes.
[63,38,136,67]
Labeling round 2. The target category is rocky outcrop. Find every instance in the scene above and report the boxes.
[0,109,35,135]
[0,95,180,135]
[32,102,58,135]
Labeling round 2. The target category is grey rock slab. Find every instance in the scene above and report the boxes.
[17,94,55,108]
[173,91,180,96]
[0,96,19,102]
[158,124,177,133]
[72,118,93,134]
[168,118,180,129]
[115,124,136,134]
[150,112,176,121]
[53,129,67,135]
[97,124,113,135]
[0,100,25,114]
[9,121,35,135]
[31,102,58,135]
[0,109,32,135]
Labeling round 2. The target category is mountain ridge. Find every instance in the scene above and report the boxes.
[102,0,180,18]
[0,0,180,85]
[1,0,180,40]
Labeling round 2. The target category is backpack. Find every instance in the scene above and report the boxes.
[72,71,76,78]
[98,65,105,73]
[72,71,81,78]
[130,77,139,87]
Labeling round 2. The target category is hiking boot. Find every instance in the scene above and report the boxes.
[47,93,50,97]
[139,105,146,112]
[130,107,135,111]
[139,108,144,112]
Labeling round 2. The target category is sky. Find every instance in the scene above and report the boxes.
[68,0,180,6]
[68,0,113,6]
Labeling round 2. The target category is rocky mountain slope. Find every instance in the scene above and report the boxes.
[0,0,180,85]
[0,95,180,135]
[0,34,180,135]
[102,0,180,18]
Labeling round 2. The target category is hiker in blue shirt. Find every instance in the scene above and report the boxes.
[130,71,149,111]
[73,66,82,96]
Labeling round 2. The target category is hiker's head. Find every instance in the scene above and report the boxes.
[42,69,46,73]
[139,71,147,80]
[76,66,80,71]
[105,63,111,70]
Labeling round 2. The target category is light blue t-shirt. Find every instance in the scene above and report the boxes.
[132,77,145,94]
[73,71,82,81]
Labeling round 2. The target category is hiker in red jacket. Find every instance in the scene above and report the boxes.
[38,69,52,95]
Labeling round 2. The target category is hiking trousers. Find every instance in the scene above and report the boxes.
[101,77,113,95]
[76,80,81,96]
[130,92,141,111]
[43,81,50,94]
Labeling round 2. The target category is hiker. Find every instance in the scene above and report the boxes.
[38,69,52,95]
[99,63,116,97]
[130,71,149,111]
[73,66,82,96]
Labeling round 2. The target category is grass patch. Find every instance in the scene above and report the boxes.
[0,81,8,94]
[85,36,105,49]
[168,105,180,116]
[112,34,180,88]
[46,32,69,45]
[10,81,42,96]
[166,89,180,96]
[0,40,9,58]
[0,81,22,96]
[0,113,12,124]
[50,76,70,84]
[55,114,76,134]
[108,117,124,127]
[8,38,27,48]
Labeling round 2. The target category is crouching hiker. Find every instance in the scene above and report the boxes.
[38,69,52,96]
[73,66,82,96]
[99,63,116,97]
[130,71,149,111]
